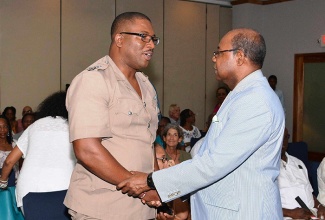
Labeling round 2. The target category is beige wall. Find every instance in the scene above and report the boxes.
[0,0,232,129]
[232,0,325,142]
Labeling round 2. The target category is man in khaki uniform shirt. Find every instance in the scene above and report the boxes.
[64,12,160,219]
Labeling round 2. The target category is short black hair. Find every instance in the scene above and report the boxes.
[268,75,277,81]
[111,12,151,39]
[0,115,13,144]
[35,91,68,120]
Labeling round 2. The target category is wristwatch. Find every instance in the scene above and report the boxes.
[147,172,156,189]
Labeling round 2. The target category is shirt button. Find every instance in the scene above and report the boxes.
[148,123,150,128]
[128,111,132,115]
[144,102,146,108]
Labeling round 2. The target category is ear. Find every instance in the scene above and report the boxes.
[178,137,183,143]
[235,49,245,66]
[163,136,167,142]
[114,33,123,48]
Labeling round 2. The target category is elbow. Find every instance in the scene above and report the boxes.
[3,157,16,170]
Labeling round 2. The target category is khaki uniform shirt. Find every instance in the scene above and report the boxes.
[64,56,159,219]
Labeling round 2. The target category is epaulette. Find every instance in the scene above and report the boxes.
[86,62,109,71]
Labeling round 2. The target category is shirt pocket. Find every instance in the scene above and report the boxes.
[110,98,146,138]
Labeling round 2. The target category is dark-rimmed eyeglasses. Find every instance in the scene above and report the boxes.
[157,156,169,163]
[120,32,160,45]
[213,48,239,57]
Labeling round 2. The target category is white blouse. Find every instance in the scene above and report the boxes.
[15,116,76,207]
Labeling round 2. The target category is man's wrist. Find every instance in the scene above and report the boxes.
[147,172,156,189]
[317,203,324,209]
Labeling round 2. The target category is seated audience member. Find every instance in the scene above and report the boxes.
[16,106,33,133]
[168,104,181,126]
[0,115,19,186]
[0,91,76,220]
[318,157,325,205]
[163,124,191,164]
[212,86,229,114]
[155,116,171,149]
[279,128,325,219]
[3,106,18,134]
[179,109,201,152]
[155,125,191,220]
[13,113,36,141]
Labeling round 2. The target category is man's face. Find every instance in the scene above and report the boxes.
[212,32,237,87]
[120,18,156,71]
[22,106,32,116]
[171,107,180,120]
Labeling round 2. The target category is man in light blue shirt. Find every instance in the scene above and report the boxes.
[118,28,285,220]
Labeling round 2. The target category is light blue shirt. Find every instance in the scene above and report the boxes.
[153,70,285,220]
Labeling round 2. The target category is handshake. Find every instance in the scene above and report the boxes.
[117,171,162,207]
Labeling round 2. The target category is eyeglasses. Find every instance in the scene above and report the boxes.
[157,156,169,163]
[213,48,239,57]
[120,32,160,45]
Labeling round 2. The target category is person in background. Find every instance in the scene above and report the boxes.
[212,86,229,114]
[13,113,36,141]
[155,116,171,149]
[0,91,76,220]
[168,104,181,126]
[179,109,201,152]
[0,115,18,186]
[64,12,160,220]
[279,128,325,219]
[156,124,191,220]
[268,75,285,113]
[3,106,18,134]
[117,28,285,220]
[190,113,215,157]
[16,106,33,133]
[317,158,325,205]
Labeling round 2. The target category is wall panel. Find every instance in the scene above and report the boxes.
[0,0,60,112]
[61,0,115,88]
[205,4,220,121]
[164,0,206,128]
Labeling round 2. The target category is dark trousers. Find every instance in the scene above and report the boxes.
[23,190,69,220]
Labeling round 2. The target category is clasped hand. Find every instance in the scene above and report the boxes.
[117,171,162,207]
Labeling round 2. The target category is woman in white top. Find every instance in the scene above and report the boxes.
[0,91,76,220]
[179,109,201,152]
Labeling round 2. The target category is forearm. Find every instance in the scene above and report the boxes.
[0,146,22,181]
[74,138,132,185]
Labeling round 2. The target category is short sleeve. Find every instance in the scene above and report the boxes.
[66,71,112,142]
